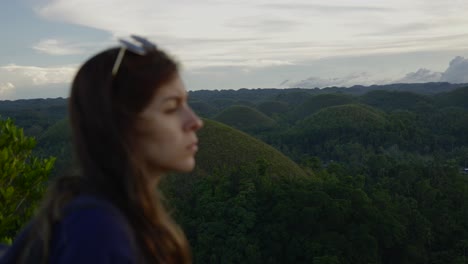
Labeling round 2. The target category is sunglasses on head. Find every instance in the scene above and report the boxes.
[112,35,157,76]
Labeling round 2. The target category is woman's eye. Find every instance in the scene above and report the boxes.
[162,98,187,114]
[164,107,178,114]
[165,103,182,113]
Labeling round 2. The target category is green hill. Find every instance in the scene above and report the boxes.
[189,101,218,118]
[256,101,289,117]
[194,119,307,179]
[300,104,386,131]
[214,105,277,131]
[360,90,433,112]
[293,104,388,148]
[0,98,68,137]
[208,98,236,110]
[290,93,356,121]
[35,118,74,176]
[274,91,312,105]
[434,86,468,109]
[38,118,71,144]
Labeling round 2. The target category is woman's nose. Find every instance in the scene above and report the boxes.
[184,107,203,131]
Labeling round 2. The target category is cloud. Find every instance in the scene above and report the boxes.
[279,79,289,86]
[288,55,468,88]
[0,64,77,86]
[362,23,436,36]
[226,18,300,33]
[440,56,468,83]
[187,59,294,71]
[0,64,76,99]
[395,68,443,83]
[35,0,468,71]
[0,82,15,100]
[396,56,468,84]
[33,39,86,55]
[262,3,393,13]
[239,59,293,68]
[363,55,468,86]
[288,72,385,88]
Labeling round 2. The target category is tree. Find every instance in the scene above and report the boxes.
[0,118,55,243]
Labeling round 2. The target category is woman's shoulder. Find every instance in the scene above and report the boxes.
[60,195,130,236]
[49,195,138,263]
[62,195,125,220]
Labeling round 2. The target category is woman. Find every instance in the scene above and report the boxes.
[2,35,203,263]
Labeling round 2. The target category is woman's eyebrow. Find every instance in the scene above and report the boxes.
[161,91,188,103]
[161,95,182,103]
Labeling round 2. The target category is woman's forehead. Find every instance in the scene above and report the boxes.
[154,76,187,100]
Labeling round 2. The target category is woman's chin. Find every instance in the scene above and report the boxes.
[173,159,196,173]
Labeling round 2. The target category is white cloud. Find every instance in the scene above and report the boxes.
[188,59,293,70]
[394,56,468,84]
[35,0,468,70]
[395,68,443,83]
[243,59,293,67]
[33,39,85,55]
[0,82,15,100]
[262,3,394,13]
[440,56,468,83]
[288,72,386,88]
[289,55,468,88]
[0,64,77,86]
[0,64,76,99]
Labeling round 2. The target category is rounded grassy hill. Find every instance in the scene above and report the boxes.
[360,90,433,112]
[194,119,307,179]
[292,104,388,147]
[189,101,218,118]
[300,104,387,131]
[290,93,356,121]
[256,101,289,117]
[434,86,468,110]
[214,105,277,131]
[274,91,312,105]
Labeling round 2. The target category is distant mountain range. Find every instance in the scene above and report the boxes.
[1,82,467,106]
[188,82,468,103]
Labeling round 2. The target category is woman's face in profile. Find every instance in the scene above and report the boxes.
[133,75,203,175]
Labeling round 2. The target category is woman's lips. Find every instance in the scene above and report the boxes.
[187,142,198,152]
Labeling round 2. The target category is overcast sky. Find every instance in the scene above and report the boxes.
[1,0,468,99]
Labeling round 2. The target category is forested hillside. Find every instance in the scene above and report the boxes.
[1,84,467,263]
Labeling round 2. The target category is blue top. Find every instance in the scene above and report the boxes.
[49,196,139,263]
[1,196,141,264]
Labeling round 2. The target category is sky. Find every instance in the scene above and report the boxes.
[1,0,468,99]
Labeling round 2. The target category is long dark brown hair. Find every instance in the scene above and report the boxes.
[19,46,191,263]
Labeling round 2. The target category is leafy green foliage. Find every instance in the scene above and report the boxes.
[0,118,55,243]
[2,84,468,263]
